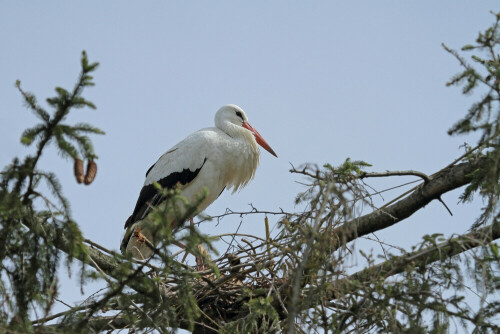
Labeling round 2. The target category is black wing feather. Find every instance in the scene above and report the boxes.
[124,157,207,229]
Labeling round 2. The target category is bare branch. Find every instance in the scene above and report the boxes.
[360,170,430,182]
[330,157,485,249]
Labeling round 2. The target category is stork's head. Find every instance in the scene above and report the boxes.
[215,104,277,157]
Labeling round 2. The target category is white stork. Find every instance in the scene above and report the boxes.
[121,104,277,259]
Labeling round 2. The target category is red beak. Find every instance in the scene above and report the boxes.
[242,122,278,157]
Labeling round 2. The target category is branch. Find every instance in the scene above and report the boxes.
[331,157,485,248]
[265,221,500,325]
[360,170,430,182]
[326,219,500,302]
[36,316,130,332]
[37,314,216,333]
[23,216,164,303]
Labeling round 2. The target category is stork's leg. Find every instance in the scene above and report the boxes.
[191,217,210,271]
[173,218,210,270]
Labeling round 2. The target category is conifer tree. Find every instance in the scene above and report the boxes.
[1,12,499,334]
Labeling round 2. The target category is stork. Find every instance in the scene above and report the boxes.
[121,104,277,259]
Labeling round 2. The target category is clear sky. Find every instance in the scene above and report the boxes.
[1,2,498,331]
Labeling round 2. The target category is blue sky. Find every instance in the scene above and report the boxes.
[1,2,498,330]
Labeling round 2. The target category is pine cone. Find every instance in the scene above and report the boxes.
[74,158,84,184]
[84,160,97,185]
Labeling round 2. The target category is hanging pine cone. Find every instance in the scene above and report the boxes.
[74,158,84,184]
[84,160,97,185]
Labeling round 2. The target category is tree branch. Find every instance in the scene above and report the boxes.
[360,170,430,182]
[326,219,500,302]
[331,157,484,248]
[24,215,164,303]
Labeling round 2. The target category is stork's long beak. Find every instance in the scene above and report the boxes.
[242,122,278,157]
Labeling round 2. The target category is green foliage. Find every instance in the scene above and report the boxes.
[219,297,280,333]
[17,52,104,161]
[0,51,101,331]
[294,158,371,207]
[1,50,221,332]
[1,13,500,334]
[324,158,372,183]
[443,12,500,229]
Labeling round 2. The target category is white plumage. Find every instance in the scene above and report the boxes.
[121,104,277,259]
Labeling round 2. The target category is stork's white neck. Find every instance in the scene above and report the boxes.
[216,119,239,138]
[213,104,261,192]
[215,122,260,193]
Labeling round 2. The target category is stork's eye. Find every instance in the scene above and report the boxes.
[235,111,244,120]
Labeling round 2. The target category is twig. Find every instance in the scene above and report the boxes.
[197,208,293,224]
[360,170,430,182]
[32,304,90,324]
[438,196,454,216]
